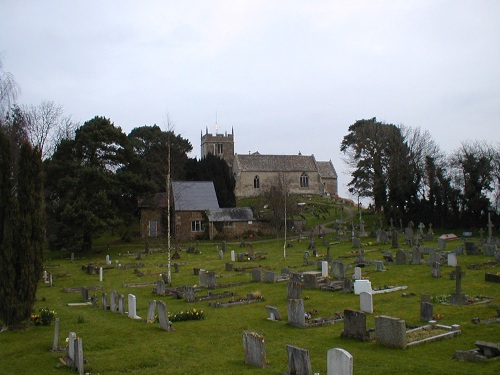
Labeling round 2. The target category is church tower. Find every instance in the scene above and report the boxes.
[200,123,235,168]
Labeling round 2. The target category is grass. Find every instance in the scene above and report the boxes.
[1,202,499,374]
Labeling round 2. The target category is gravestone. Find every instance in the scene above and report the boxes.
[287,299,305,327]
[420,301,433,322]
[92,293,97,308]
[52,318,60,352]
[327,348,353,375]
[225,262,233,271]
[156,280,165,295]
[243,331,268,368]
[118,294,125,314]
[429,252,442,265]
[105,255,111,265]
[303,272,319,289]
[147,300,157,322]
[287,281,303,300]
[483,244,497,256]
[110,291,117,312]
[375,315,407,349]
[127,294,141,319]
[81,287,89,303]
[391,229,399,248]
[264,270,276,283]
[449,266,467,305]
[438,238,446,250]
[252,268,263,282]
[448,253,458,267]
[353,280,372,295]
[340,309,370,341]
[286,345,312,375]
[321,261,329,277]
[382,251,394,263]
[343,279,353,294]
[332,261,345,279]
[101,293,108,311]
[265,305,282,321]
[431,262,441,278]
[395,249,408,265]
[353,267,362,280]
[68,332,76,361]
[218,250,223,259]
[351,237,361,248]
[421,293,431,304]
[231,250,236,262]
[199,269,208,287]
[207,271,217,289]
[281,268,290,275]
[74,337,84,375]
[360,291,373,314]
[157,301,172,331]
[49,273,53,287]
[411,247,421,265]
[290,273,302,283]
[237,253,244,262]
[374,260,386,271]
[184,286,195,302]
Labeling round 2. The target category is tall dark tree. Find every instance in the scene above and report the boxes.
[0,129,45,327]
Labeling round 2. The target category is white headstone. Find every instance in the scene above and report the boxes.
[360,291,373,314]
[231,250,235,262]
[353,280,372,295]
[327,348,353,375]
[447,253,457,267]
[106,255,111,265]
[127,294,141,319]
[321,261,329,277]
[68,332,76,361]
[99,267,103,282]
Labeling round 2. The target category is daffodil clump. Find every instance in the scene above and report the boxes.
[31,308,56,326]
[155,308,205,323]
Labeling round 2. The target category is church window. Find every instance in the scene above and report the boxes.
[191,220,202,232]
[254,175,260,189]
[217,144,223,154]
[300,172,309,188]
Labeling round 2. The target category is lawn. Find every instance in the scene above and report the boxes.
[1,211,499,374]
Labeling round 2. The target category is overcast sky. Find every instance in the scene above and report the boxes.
[1,1,499,199]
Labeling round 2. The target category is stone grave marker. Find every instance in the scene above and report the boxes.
[353,280,372,295]
[431,262,441,278]
[429,252,442,265]
[303,272,319,289]
[352,267,362,280]
[237,253,244,262]
[199,269,208,287]
[99,267,103,282]
[327,348,353,375]
[68,332,76,362]
[286,345,312,375]
[264,270,276,283]
[287,281,303,300]
[395,249,408,265]
[448,253,458,267]
[52,317,60,352]
[147,300,157,322]
[411,247,421,265]
[374,260,386,271]
[343,279,353,294]
[101,293,108,310]
[207,271,217,289]
[287,299,305,327]
[391,229,399,248]
[74,337,84,375]
[484,243,497,256]
[265,305,282,321]
[157,300,172,331]
[360,291,373,314]
[321,261,329,277]
[184,286,195,302]
[218,249,223,259]
[127,294,141,319]
[340,309,370,341]
[421,293,431,304]
[449,266,467,305]
[420,301,433,322]
[156,280,165,295]
[438,237,446,250]
[231,250,236,262]
[110,291,117,312]
[252,268,263,282]
[225,262,233,271]
[375,315,407,349]
[106,255,111,265]
[92,293,98,308]
[118,294,125,314]
[290,272,302,283]
[81,287,89,303]
[243,331,268,368]
[332,261,345,279]
[382,250,394,263]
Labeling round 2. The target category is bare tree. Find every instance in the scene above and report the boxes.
[0,57,20,119]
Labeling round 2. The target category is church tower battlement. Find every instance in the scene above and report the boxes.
[200,126,235,168]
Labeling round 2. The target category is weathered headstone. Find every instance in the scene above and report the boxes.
[147,300,157,322]
[391,229,399,248]
[118,294,125,314]
[343,278,353,294]
[287,281,303,300]
[156,280,165,295]
[411,247,421,265]
[375,315,407,349]
[264,270,276,283]
[110,291,117,312]
[287,299,305,327]
[448,253,458,267]
[374,260,386,271]
[207,271,217,289]
[243,331,268,368]
[286,345,312,375]
[74,337,84,375]
[51,318,60,352]
[438,237,446,250]
[252,268,263,282]
[420,302,433,322]
[101,293,108,310]
[68,332,76,361]
[184,286,195,302]
[431,262,441,278]
[341,309,370,341]
[327,348,353,375]
[303,272,319,289]
[225,262,233,271]
[237,253,244,262]
[395,249,408,265]
[265,305,282,321]
[332,261,345,279]
[353,267,362,280]
[81,287,89,303]
[360,291,373,314]
[157,301,172,331]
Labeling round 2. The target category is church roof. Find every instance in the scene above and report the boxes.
[172,181,220,211]
[316,160,338,179]
[207,207,254,222]
[233,154,318,172]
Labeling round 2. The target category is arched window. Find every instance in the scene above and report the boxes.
[254,175,260,189]
[300,172,309,188]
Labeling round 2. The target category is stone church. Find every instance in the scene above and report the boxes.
[201,127,338,198]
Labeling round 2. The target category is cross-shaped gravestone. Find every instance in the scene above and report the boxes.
[428,222,434,235]
[487,213,493,244]
[389,218,394,230]
[418,222,425,234]
[455,266,465,295]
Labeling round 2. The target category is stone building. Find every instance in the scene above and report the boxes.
[201,128,337,198]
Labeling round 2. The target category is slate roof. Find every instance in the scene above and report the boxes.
[172,181,220,211]
[207,207,254,222]
[316,160,338,179]
[233,154,318,172]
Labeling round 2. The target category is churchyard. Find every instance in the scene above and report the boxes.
[1,208,499,374]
